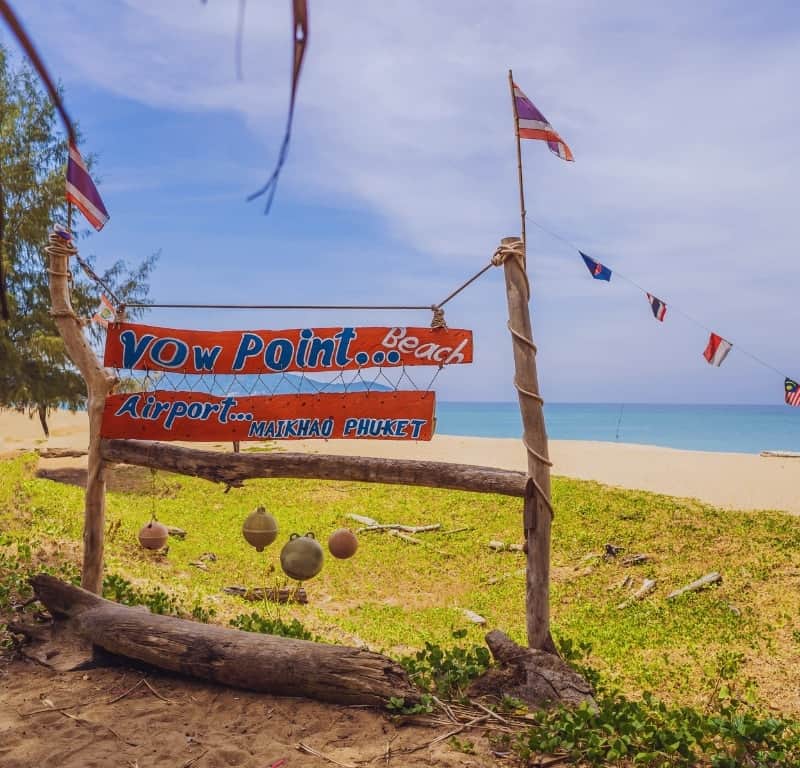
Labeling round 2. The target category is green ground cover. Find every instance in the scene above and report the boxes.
[2,451,798,717]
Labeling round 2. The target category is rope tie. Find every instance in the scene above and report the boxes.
[44,226,78,261]
[45,225,123,310]
[430,306,447,329]
[491,241,530,300]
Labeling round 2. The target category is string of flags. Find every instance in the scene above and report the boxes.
[92,294,115,327]
[513,78,798,407]
[58,70,799,409]
[646,294,667,322]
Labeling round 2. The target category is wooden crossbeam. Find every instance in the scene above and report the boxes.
[99,439,528,497]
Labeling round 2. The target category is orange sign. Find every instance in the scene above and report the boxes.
[101,390,436,442]
[104,323,473,374]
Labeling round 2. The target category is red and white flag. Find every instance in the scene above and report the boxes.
[512,82,574,161]
[703,333,732,367]
[92,295,115,327]
[66,141,110,231]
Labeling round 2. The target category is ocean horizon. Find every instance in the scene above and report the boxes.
[436,402,800,455]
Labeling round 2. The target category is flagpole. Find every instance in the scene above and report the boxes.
[508,69,527,263]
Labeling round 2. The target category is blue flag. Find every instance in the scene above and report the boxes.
[580,251,612,281]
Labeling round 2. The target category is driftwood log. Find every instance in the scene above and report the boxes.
[100,439,529,497]
[469,630,594,708]
[28,575,417,706]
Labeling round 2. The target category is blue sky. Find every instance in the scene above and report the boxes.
[9,0,800,403]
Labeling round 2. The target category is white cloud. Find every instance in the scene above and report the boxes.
[16,0,800,401]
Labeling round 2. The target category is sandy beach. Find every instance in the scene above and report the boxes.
[1,408,798,515]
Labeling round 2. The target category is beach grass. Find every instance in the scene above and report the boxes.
[1,451,799,713]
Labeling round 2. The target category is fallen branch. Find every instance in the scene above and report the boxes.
[388,529,448,555]
[617,578,657,609]
[359,523,441,534]
[488,540,524,552]
[347,513,378,527]
[37,447,88,458]
[607,574,633,592]
[222,585,308,604]
[296,742,356,768]
[621,554,650,566]
[462,609,486,625]
[667,572,721,600]
[105,678,145,705]
[142,678,173,703]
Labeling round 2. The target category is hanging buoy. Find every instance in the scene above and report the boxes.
[280,532,324,581]
[139,520,168,550]
[242,506,279,552]
[328,528,358,559]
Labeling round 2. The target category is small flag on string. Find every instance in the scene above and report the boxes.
[646,293,667,322]
[580,252,612,281]
[66,141,110,231]
[703,333,732,367]
[785,378,800,407]
[92,295,115,327]
[512,82,574,161]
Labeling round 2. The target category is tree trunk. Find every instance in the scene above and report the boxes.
[47,233,116,594]
[100,438,529,497]
[30,574,418,707]
[37,403,49,437]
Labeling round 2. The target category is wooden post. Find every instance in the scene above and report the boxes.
[47,233,116,594]
[499,235,555,652]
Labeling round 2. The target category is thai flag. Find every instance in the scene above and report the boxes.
[513,82,574,161]
[66,142,109,231]
[646,293,667,322]
[580,252,612,281]
[703,333,732,367]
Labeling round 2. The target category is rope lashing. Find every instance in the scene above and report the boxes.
[44,227,79,321]
[44,225,78,260]
[491,242,530,300]
[45,225,123,310]
[492,238,554,519]
[430,305,447,329]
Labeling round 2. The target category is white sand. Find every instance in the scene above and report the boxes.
[2,409,799,514]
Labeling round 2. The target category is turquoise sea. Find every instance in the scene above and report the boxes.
[436,403,800,455]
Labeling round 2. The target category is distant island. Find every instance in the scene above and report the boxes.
[152,372,392,396]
